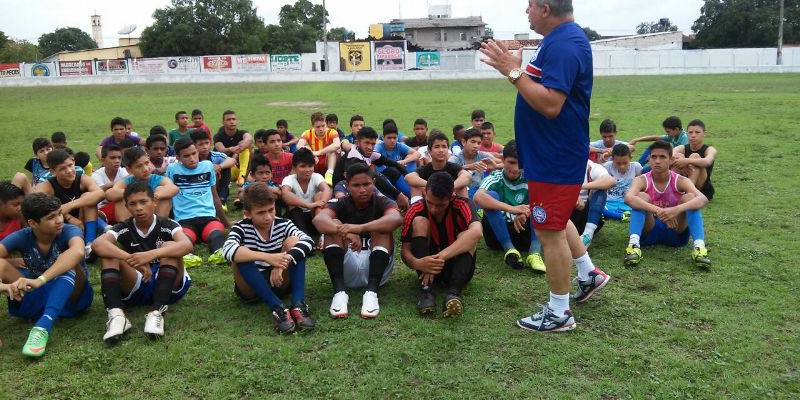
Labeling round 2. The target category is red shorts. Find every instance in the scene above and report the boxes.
[528,181,581,231]
[314,154,329,174]
[98,202,117,224]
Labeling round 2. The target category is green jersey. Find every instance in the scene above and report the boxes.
[168,127,195,145]
[479,169,528,222]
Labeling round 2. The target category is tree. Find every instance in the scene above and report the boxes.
[0,31,8,49]
[583,26,602,41]
[692,0,800,48]
[636,19,679,35]
[139,0,268,57]
[263,0,327,53]
[0,39,40,63]
[328,27,355,42]
[38,27,97,57]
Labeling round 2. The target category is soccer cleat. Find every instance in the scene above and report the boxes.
[324,171,334,187]
[144,305,167,339]
[233,198,243,209]
[442,293,464,318]
[504,248,524,269]
[272,306,296,334]
[207,249,227,267]
[573,268,611,303]
[221,204,228,213]
[84,243,97,262]
[624,245,642,266]
[526,253,546,273]
[183,253,203,268]
[329,291,349,318]
[290,302,315,330]
[692,247,711,268]
[21,327,49,358]
[581,233,593,249]
[416,287,436,315]
[621,211,631,222]
[236,176,245,186]
[361,291,380,319]
[103,308,132,344]
[516,305,576,333]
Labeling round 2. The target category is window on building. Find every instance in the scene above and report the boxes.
[435,31,441,41]
[460,32,467,41]
[444,32,448,41]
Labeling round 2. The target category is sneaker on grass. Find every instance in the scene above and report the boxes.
[573,267,610,303]
[442,293,464,318]
[624,245,642,267]
[22,327,49,358]
[504,248,524,269]
[290,302,315,330]
[272,306,296,334]
[144,305,167,339]
[329,291,349,318]
[183,253,203,268]
[516,305,576,333]
[692,247,711,268]
[103,308,132,344]
[525,253,546,273]
[361,291,380,319]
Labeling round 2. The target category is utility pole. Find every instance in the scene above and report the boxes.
[777,0,784,65]
[323,0,329,71]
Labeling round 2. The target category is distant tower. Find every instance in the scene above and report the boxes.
[91,13,103,48]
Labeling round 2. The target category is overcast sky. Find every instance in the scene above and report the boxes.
[0,0,706,45]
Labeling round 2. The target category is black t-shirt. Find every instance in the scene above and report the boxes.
[214,128,247,150]
[404,135,428,148]
[108,216,182,263]
[49,173,83,218]
[326,194,397,226]
[401,196,479,249]
[416,162,463,181]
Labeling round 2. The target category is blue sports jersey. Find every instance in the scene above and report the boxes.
[515,21,593,184]
[375,141,412,162]
[167,160,216,221]
[241,181,277,190]
[0,224,85,277]
[204,151,229,165]
[123,173,164,191]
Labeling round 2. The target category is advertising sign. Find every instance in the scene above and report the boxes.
[369,24,384,40]
[131,58,165,74]
[339,42,371,72]
[165,56,201,73]
[96,59,128,75]
[0,63,21,78]
[203,55,233,72]
[58,60,93,76]
[374,40,405,71]
[235,54,269,72]
[25,62,54,77]
[270,54,302,72]
[416,51,441,69]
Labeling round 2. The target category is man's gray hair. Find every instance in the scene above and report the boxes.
[535,0,573,17]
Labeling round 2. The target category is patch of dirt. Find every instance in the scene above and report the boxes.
[265,101,326,108]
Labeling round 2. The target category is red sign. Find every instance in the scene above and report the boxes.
[0,63,21,78]
[203,56,233,72]
[59,60,94,76]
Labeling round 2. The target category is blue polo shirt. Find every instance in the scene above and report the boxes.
[514,21,593,184]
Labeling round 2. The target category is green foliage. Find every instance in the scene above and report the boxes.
[692,0,800,48]
[0,75,798,398]
[583,26,601,41]
[139,0,268,57]
[636,19,679,35]
[0,31,8,49]
[328,27,355,42]
[263,0,327,53]
[0,38,40,63]
[37,27,97,58]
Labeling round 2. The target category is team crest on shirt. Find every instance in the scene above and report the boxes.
[532,205,547,224]
[515,193,526,204]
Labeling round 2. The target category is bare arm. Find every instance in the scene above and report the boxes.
[474,189,528,215]
[400,148,421,165]
[454,170,472,191]
[629,135,661,145]
[91,232,131,260]
[155,176,179,199]
[312,208,341,235]
[582,174,616,191]
[404,172,426,188]
[674,176,709,211]
[281,185,314,209]
[316,137,341,156]
[211,185,229,226]
[624,176,659,213]
[106,180,127,202]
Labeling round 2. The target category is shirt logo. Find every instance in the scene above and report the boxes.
[532,205,547,224]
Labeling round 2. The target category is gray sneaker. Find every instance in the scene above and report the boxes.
[516,305,576,332]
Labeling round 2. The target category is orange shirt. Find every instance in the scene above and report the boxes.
[301,128,338,152]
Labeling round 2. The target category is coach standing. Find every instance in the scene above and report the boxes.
[480,0,610,332]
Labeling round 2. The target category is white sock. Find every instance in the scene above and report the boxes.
[548,292,570,316]
[574,252,595,280]
[410,195,423,204]
[326,169,333,175]
[583,223,597,238]
[629,234,640,247]
[694,239,705,249]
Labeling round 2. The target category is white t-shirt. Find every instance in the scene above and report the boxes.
[603,161,643,201]
[93,167,129,208]
[579,160,610,202]
[590,139,629,163]
[281,173,325,212]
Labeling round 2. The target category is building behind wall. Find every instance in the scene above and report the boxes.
[390,4,490,51]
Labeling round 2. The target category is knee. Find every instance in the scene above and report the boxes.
[689,153,701,159]
[411,216,429,236]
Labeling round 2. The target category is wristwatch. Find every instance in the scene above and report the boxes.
[507,68,524,84]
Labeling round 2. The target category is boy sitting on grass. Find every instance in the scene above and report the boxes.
[672,119,716,201]
[405,131,472,200]
[12,137,53,194]
[473,141,545,272]
[0,182,25,268]
[223,183,315,334]
[91,182,194,342]
[629,116,689,171]
[281,148,332,243]
[0,193,94,358]
[602,144,643,220]
[298,112,341,186]
[448,128,501,199]
[235,154,281,209]
[107,148,179,223]
[146,134,176,176]
[590,119,633,164]
[479,122,504,158]
[93,144,129,226]
[259,129,294,188]
[276,119,298,153]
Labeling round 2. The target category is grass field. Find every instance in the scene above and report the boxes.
[0,74,799,399]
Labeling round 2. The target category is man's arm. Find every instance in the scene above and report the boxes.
[211,185,229,226]
[281,185,314,209]
[436,221,482,261]
[296,136,310,150]
[344,209,402,234]
[674,146,717,169]
[312,208,342,235]
[624,176,659,212]
[628,135,661,146]
[155,176,179,199]
[106,179,127,202]
[316,137,341,156]
[673,176,709,212]
[454,170,472,191]
[400,148,421,165]
[404,172,426,188]
[91,231,131,260]
[72,174,106,209]
[582,174,616,191]
[217,156,237,170]
[22,235,84,291]
[474,189,528,215]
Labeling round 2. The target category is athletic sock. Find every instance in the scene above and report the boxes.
[446,253,475,296]
[582,222,597,239]
[85,220,98,243]
[574,252,595,280]
[629,209,646,239]
[322,245,346,293]
[587,190,606,227]
[96,218,108,232]
[151,265,178,310]
[548,292,570,317]
[629,234,641,247]
[366,247,390,293]
[237,261,282,309]
[529,225,542,254]
[206,230,226,253]
[100,269,124,310]
[410,237,430,259]
[686,209,706,242]
[35,273,76,333]
[485,207,514,251]
[694,239,706,249]
[289,259,307,305]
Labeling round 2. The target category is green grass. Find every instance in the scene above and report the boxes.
[1,75,799,399]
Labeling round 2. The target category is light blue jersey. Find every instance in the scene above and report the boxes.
[166,160,216,222]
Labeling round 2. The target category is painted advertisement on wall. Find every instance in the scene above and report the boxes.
[0,63,21,78]
[339,42,372,72]
[58,60,93,76]
[416,51,441,69]
[96,59,129,75]
[270,54,302,72]
[203,56,233,72]
[373,40,406,71]
[235,54,269,72]
[131,58,165,74]
[165,56,201,74]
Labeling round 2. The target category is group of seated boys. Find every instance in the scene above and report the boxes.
[0,108,717,357]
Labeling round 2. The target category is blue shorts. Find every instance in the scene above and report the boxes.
[8,268,93,319]
[122,263,191,307]
[605,199,631,213]
[641,219,690,247]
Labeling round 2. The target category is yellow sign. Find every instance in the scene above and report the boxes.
[369,24,384,39]
[339,42,372,71]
